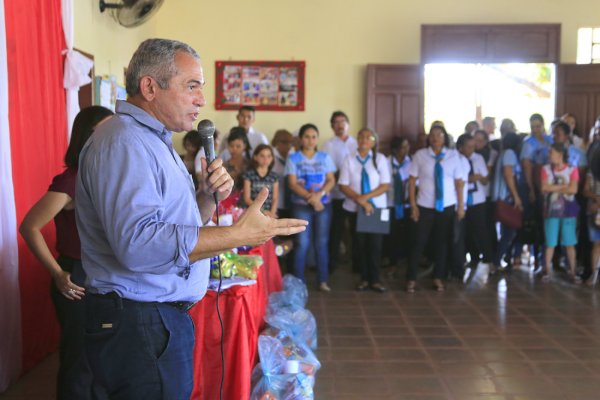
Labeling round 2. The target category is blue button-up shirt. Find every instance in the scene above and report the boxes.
[520,134,553,163]
[76,100,208,302]
[535,143,588,169]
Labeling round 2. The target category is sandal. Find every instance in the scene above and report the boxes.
[355,281,369,291]
[585,271,598,287]
[370,283,387,293]
[406,280,416,293]
[568,273,582,285]
[433,279,445,292]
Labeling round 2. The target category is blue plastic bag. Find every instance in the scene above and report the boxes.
[251,335,317,400]
[265,307,318,350]
[267,274,308,314]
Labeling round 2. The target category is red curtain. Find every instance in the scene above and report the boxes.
[5,0,67,371]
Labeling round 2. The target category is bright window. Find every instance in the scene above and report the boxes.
[577,27,600,64]
[424,63,555,136]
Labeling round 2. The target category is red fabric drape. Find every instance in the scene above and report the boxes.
[190,241,283,400]
[5,0,67,371]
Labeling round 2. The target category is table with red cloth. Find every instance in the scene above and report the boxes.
[189,239,283,400]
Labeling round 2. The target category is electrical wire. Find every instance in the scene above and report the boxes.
[214,202,225,400]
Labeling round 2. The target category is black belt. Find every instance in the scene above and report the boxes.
[91,292,196,312]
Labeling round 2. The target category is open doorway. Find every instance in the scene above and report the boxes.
[424,63,556,137]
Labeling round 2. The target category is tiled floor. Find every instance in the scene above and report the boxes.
[309,263,600,400]
[3,263,600,400]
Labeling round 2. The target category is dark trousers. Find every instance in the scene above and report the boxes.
[50,256,104,400]
[466,203,494,264]
[450,214,467,278]
[576,195,592,278]
[348,211,384,284]
[84,294,195,400]
[384,207,411,265]
[407,206,455,281]
[277,208,294,273]
[486,198,498,253]
[328,198,346,271]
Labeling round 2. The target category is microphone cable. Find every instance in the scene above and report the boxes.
[214,198,225,400]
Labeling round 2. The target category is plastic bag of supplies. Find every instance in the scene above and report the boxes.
[267,274,308,314]
[250,336,317,400]
[265,307,318,350]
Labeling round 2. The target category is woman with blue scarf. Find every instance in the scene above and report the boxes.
[406,125,465,293]
[385,137,412,272]
[339,128,391,292]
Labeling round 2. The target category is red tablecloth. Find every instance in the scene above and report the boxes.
[190,240,282,400]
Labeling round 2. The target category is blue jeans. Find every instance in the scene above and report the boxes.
[292,203,332,285]
[84,294,195,400]
[494,223,517,266]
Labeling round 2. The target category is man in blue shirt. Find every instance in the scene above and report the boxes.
[520,113,553,203]
[536,120,588,172]
[76,39,307,399]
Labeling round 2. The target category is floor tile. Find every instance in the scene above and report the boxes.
[5,264,600,399]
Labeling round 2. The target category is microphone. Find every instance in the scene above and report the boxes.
[197,119,216,164]
[197,119,218,204]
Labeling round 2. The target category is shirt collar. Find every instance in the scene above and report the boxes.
[392,155,409,167]
[428,147,447,157]
[273,147,285,163]
[116,100,168,135]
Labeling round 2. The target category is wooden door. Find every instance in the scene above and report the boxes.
[366,64,424,154]
[556,64,600,136]
[74,48,94,109]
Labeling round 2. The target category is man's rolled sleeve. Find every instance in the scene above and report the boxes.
[175,224,200,268]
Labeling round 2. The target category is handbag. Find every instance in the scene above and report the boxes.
[494,150,523,230]
[495,199,523,230]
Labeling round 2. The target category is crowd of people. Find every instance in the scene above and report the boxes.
[182,107,600,294]
[16,37,600,400]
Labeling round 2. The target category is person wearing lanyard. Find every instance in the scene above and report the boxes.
[385,137,412,273]
[457,133,493,281]
[407,125,465,293]
[450,134,472,282]
[339,128,391,292]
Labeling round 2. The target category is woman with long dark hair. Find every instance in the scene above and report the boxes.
[385,136,412,271]
[285,123,336,291]
[19,106,114,399]
[491,132,523,273]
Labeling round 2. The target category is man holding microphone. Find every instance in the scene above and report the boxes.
[76,38,307,399]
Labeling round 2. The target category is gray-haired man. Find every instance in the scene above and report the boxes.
[76,38,306,399]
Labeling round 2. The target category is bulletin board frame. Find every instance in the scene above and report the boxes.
[215,60,305,111]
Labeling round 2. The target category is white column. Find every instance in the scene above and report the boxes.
[0,0,23,392]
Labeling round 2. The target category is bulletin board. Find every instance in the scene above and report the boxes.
[215,61,305,111]
[94,75,126,112]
